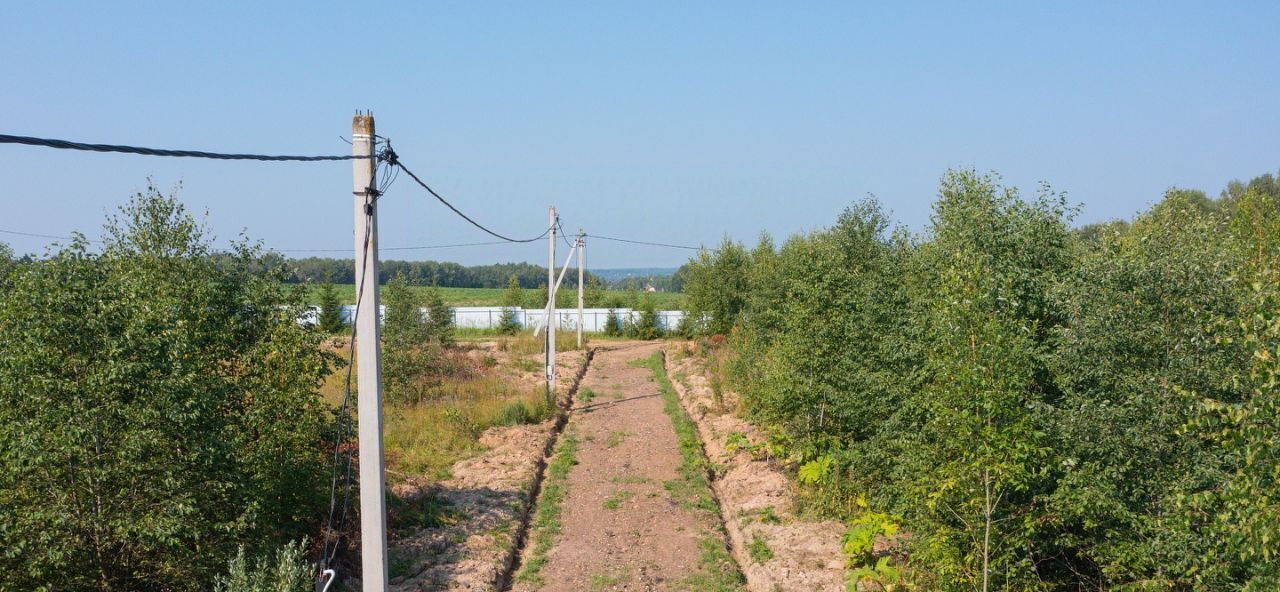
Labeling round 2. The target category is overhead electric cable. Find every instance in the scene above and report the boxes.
[388,156,552,244]
[555,217,576,249]
[0,133,369,161]
[585,233,704,251]
[3,228,514,255]
[276,240,511,253]
[0,228,92,242]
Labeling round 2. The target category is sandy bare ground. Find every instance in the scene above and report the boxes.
[664,344,847,592]
[385,348,589,592]
[511,342,737,592]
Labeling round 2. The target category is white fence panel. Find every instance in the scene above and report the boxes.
[301,305,684,332]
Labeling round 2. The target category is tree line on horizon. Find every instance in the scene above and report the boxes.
[280,256,602,290]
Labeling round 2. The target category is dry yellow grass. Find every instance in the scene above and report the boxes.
[318,340,552,482]
[497,331,584,356]
[384,376,550,480]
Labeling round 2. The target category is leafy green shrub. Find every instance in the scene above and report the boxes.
[843,506,903,589]
[682,237,752,336]
[724,431,751,454]
[0,185,333,590]
[213,540,312,592]
[1176,185,1280,590]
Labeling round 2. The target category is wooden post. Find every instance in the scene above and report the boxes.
[352,111,388,592]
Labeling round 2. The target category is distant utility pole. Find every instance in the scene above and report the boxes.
[352,112,388,592]
[577,229,584,349]
[546,207,557,406]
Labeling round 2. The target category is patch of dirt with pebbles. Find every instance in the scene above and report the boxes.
[664,345,847,592]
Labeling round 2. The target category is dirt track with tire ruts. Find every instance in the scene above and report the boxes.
[512,342,724,591]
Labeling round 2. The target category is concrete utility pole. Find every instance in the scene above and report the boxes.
[577,229,584,349]
[546,207,557,406]
[352,112,388,592]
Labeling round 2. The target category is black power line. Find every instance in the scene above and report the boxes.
[1,227,519,255]
[389,157,551,244]
[0,228,91,242]
[276,240,512,253]
[586,233,704,251]
[555,217,578,249]
[0,133,368,161]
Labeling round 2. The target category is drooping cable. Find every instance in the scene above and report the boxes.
[585,233,704,251]
[276,240,511,254]
[0,228,92,242]
[0,133,368,161]
[555,217,576,249]
[387,155,551,244]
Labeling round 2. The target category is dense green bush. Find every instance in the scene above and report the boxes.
[213,540,313,592]
[684,168,1280,590]
[0,242,15,293]
[683,237,751,335]
[0,185,335,591]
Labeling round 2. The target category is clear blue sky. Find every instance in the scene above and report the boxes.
[2,1,1278,268]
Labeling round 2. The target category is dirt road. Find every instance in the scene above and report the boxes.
[511,342,742,591]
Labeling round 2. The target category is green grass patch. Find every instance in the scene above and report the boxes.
[589,569,631,590]
[609,474,652,485]
[748,532,774,563]
[515,432,580,586]
[578,387,601,404]
[602,489,634,510]
[744,506,781,526]
[683,537,746,592]
[605,430,630,447]
[640,353,719,514]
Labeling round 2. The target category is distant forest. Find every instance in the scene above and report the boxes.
[609,268,688,292]
[278,256,605,289]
